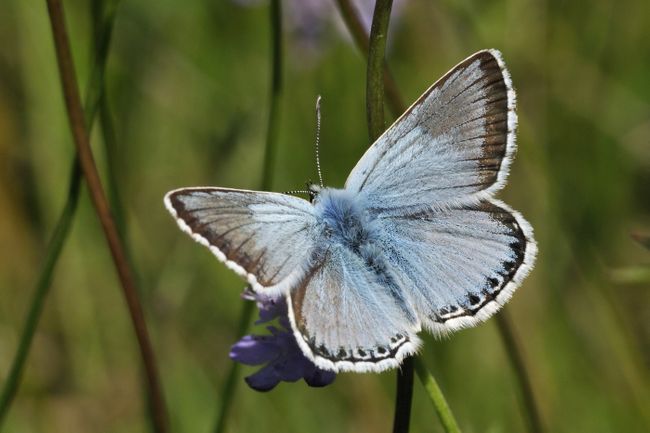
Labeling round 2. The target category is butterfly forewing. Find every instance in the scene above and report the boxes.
[165,188,317,294]
[345,49,517,211]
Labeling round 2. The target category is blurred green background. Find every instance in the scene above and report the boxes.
[0,0,649,432]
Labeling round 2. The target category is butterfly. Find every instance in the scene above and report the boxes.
[165,49,537,373]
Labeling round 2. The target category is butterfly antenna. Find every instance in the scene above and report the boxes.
[284,189,311,197]
[315,95,324,188]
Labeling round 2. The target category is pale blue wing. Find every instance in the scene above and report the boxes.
[287,244,421,373]
[376,199,537,333]
[345,50,517,211]
[165,187,317,295]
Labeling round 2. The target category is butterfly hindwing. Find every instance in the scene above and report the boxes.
[287,244,421,373]
[376,199,536,333]
[165,187,317,294]
[345,49,517,210]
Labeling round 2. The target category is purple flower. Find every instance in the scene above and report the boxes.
[230,288,336,392]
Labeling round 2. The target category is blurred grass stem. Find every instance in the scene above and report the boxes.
[0,0,121,425]
[496,313,544,433]
[212,1,283,432]
[366,0,393,141]
[414,357,461,433]
[45,1,168,431]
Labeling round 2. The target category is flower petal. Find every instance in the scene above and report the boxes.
[272,353,308,382]
[304,366,336,388]
[245,364,281,392]
[233,289,336,391]
[229,335,279,365]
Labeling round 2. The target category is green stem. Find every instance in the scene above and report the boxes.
[496,314,544,433]
[212,301,255,433]
[366,0,393,142]
[393,357,414,433]
[0,0,122,426]
[212,1,283,432]
[414,357,462,433]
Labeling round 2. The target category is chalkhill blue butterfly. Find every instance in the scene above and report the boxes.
[165,50,537,373]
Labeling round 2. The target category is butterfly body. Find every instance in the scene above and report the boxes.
[315,188,377,256]
[166,50,537,373]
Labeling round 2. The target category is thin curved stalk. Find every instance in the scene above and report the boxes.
[414,357,462,433]
[91,0,127,237]
[212,301,255,433]
[212,1,283,432]
[496,313,544,433]
[45,1,168,431]
[0,0,121,425]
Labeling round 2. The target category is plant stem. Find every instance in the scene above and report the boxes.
[393,356,414,433]
[0,0,120,425]
[212,1,283,432]
[212,301,255,433]
[335,0,405,118]
[496,313,544,433]
[414,357,462,433]
[366,0,393,142]
[45,1,168,431]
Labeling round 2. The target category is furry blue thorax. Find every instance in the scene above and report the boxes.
[313,188,379,254]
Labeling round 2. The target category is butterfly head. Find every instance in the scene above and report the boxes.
[307,182,322,202]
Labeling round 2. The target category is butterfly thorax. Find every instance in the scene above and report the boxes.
[314,188,380,257]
